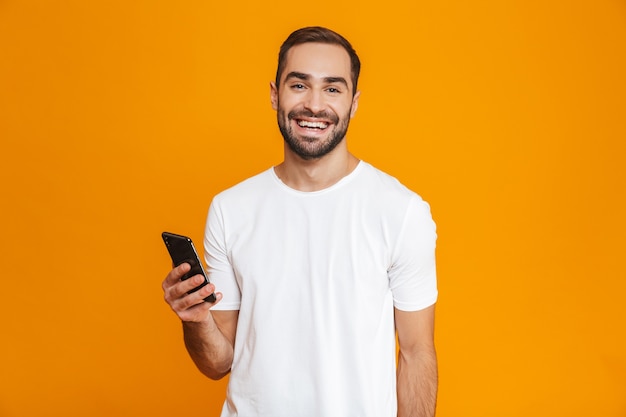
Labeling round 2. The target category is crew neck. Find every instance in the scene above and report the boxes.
[270,161,364,195]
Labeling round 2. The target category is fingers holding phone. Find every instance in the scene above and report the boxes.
[161,232,220,322]
[162,265,219,322]
[161,232,216,303]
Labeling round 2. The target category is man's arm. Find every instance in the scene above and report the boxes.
[183,310,238,380]
[163,263,238,380]
[395,304,438,417]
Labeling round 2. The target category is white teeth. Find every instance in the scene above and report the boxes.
[297,120,328,129]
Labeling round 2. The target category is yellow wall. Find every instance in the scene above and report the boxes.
[1,1,625,416]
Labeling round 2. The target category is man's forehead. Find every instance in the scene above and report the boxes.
[281,43,352,81]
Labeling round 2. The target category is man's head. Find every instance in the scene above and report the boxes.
[275,26,361,97]
[271,27,361,160]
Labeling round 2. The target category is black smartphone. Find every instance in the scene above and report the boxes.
[161,232,216,303]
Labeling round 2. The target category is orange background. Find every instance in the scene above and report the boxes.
[1,1,625,416]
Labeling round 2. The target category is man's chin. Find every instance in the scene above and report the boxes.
[286,144,323,160]
[286,137,346,160]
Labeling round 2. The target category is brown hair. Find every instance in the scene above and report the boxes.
[275,26,361,96]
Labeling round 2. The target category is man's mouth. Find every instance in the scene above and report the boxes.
[296,120,329,129]
[288,109,337,131]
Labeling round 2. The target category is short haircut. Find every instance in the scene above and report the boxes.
[275,26,361,96]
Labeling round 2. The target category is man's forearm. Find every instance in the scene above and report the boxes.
[183,317,234,380]
[397,347,438,417]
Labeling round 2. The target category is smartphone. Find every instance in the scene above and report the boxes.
[161,232,216,303]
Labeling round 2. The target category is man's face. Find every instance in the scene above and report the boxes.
[271,43,360,160]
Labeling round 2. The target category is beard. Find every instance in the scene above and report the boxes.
[277,107,352,160]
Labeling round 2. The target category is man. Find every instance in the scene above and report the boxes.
[162,26,438,417]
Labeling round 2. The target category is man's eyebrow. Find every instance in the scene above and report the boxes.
[323,77,349,88]
[284,71,310,82]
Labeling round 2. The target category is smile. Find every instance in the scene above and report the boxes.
[297,120,329,129]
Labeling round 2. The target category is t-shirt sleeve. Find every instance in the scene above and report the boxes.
[203,198,242,310]
[388,195,438,311]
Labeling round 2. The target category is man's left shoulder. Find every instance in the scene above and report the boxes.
[360,162,425,202]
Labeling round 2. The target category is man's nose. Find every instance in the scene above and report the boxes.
[303,90,324,114]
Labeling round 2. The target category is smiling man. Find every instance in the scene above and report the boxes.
[273,42,358,163]
[162,27,438,417]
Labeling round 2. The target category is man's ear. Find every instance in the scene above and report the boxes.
[350,90,361,118]
[270,82,278,110]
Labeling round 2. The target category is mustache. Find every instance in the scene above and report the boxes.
[287,109,338,123]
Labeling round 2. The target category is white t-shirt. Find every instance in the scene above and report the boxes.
[204,161,437,417]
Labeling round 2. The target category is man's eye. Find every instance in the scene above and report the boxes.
[327,87,340,93]
[291,84,305,89]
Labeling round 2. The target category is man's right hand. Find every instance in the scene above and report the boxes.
[162,263,238,380]
[162,263,221,323]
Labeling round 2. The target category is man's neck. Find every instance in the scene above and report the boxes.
[274,145,360,192]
